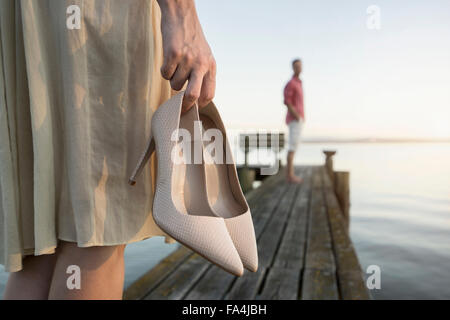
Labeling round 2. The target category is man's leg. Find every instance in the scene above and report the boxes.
[287,151,303,183]
[287,151,294,177]
[286,121,303,183]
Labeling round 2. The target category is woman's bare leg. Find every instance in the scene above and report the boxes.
[48,240,126,300]
[3,253,57,300]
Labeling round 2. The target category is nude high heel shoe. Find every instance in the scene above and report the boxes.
[199,101,259,272]
[128,91,244,277]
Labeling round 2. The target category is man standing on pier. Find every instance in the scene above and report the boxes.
[283,58,305,183]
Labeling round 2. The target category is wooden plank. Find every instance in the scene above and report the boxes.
[143,254,210,300]
[301,269,338,300]
[248,173,285,212]
[246,169,287,216]
[245,166,286,204]
[123,246,192,300]
[225,267,267,300]
[301,167,338,300]
[323,186,361,271]
[273,167,312,269]
[257,181,301,268]
[304,169,335,271]
[184,265,236,300]
[257,267,300,300]
[251,181,290,238]
[225,171,301,299]
[339,271,370,300]
[256,168,310,299]
[321,168,371,300]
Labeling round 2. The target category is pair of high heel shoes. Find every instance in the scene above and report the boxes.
[128,91,258,276]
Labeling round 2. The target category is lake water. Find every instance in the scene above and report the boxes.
[1,142,449,299]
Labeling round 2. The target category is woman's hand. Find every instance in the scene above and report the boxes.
[157,0,216,111]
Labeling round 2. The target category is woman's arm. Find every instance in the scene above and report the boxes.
[157,0,216,110]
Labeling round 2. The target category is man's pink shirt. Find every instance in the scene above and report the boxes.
[284,75,304,124]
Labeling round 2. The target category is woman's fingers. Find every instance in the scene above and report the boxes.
[160,47,181,80]
[168,53,206,111]
[182,56,216,109]
[182,70,203,111]
[166,58,216,110]
[198,61,216,107]
[170,60,191,91]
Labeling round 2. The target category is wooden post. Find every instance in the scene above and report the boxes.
[334,171,350,231]
[323,150,336,185]
[323,150,350,230]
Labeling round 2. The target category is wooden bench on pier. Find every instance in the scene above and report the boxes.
[236,132,285,193]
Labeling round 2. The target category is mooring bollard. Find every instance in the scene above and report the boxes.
[323,150,336,185]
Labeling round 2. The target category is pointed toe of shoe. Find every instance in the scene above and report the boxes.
[155,213,244,276]
[228,260,245,277]
[197,223,244,276]
[244,258,258,273]
[224,210,259,273]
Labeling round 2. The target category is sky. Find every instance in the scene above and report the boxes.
[195,0,450,140]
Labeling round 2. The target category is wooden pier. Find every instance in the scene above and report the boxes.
[123,162,370,300]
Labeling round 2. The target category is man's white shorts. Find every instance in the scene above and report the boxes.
[287,119,304,152]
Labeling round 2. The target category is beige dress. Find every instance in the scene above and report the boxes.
[0,0,177,273]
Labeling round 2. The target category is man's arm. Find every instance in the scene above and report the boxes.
[283,84,300,120]
[284,102,300,121]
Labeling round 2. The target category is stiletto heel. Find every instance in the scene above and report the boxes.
[128,130,155,186]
